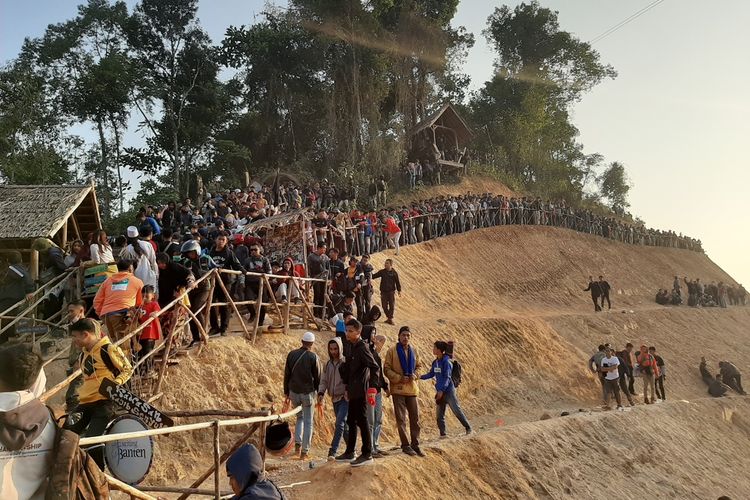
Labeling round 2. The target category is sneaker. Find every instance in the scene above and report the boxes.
[412,446,426,457]
[371,451,383,458]
[465,428,473,436]
[208,328,221,337]
[439,434,448,439]
[299,451,309,460]
[616,405,623,411]
[220,330,228,337]
[628,401,635,407]
[402,447,417,456]
[294,444,301,455]
[327,454,335,462]
[375,449,389,456]
[335,451,355,462]
[350,454,374,467]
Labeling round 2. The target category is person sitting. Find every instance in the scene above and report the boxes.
[700,357,729,397]
[226,443,283,499]
[655,289,669,305]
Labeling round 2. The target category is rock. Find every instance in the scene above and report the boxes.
[257,374,270,385]
[540,412,552,420]
[265,392,275,402]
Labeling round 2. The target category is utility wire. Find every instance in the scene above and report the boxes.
[590,0,666,44]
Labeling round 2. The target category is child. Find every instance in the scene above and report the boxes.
[137,285,162,376]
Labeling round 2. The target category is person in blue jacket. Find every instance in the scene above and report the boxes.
[226,444,284,500]
[420,341,472,437]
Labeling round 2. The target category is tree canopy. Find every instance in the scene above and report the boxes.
[0,0,632,218]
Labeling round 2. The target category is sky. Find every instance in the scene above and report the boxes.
[1,0,748,286]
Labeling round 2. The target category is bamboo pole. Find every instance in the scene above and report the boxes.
[262,275,283,320]
[283,292,291,335]
[30,249,39,283]
[166,409,270,418]
[153,309,182,398]
[0,267,74,321]
[139,486,232,497]
[290,278,319,331]
[176,422,262,500]
[213,420,221,500]
[180,303,208,344]
[0,270,74,335]
[79,409,288,446]
[214,277,249,338]
[251,278,263,343]
[105,474,157,500]
[203,275,216,334]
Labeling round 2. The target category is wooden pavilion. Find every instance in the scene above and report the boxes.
[410,103,474,177]
[0,181,102,278]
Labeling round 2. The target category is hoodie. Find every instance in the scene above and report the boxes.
[420,354,454,393]
[318,338,346,403]
[226,444,283,500]
[0,391,55,500]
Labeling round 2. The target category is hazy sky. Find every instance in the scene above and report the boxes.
[1,1,748,285]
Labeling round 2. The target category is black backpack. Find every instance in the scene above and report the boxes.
[451,359,462,388]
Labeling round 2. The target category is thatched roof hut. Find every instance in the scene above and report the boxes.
[0,182,101,253]
[410,103,475,176]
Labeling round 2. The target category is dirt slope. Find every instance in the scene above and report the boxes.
[147,226,750,497]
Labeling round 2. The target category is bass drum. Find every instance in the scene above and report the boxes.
[103,415,154,485]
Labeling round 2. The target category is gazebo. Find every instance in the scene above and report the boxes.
[0,181,102,278]
[410,103,474,177]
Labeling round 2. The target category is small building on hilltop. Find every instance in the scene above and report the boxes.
[410,103,474,179]
[0,182,102,277]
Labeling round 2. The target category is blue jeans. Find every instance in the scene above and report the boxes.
[289,391,315,453]
[436,389,471,435]
[330,399,349,455]
[366,391,383,451]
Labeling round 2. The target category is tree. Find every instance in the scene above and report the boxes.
[470,2,617,200]
[598,161,631,213]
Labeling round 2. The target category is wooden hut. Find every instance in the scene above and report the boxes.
[0,182,102,278]
[410,103,474,177]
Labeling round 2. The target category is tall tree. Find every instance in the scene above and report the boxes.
[598,161,631,213]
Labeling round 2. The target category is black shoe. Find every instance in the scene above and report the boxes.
[402,447,417,456]
[350,454,373,467]
[335,451,355,462]
[375,448,389,456]
[413,446,426,457]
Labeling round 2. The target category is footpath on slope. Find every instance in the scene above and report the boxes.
[145,224,749,498]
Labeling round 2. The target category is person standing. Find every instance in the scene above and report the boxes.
[317,338,348,461]
[359,254,375,315]
[336,319,379,467]
[600,347,623,410]
[89,230,114,264]
[283,332,320,460]
[120,226,158,289]
[383,326,423,457]
[242,245,272,327]
[67,318,133,469]
[179,241,216,348]
[649,346,667,401]
[307,243,330,319]
[636,345,659,404]
[93,260,144,358]
[420,341,472,436]
[209,233,245,336]
[598,275,612,310]
[64,300,88,412]
[373,259,402,325]
[615,349,635,407]
[621,343,638,396]
[583,276,602,312]
[367,334,389,457]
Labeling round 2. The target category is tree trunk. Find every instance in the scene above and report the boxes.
[96,116,111,219]
[110,115,124,215]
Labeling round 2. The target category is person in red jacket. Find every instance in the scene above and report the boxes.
[636,345,659,404]
[136,285,161,375]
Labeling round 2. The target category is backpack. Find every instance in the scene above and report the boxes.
[451,359,462,388]
[46,419,109,500]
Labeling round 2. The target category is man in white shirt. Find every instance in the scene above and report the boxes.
[600,347,623,410]
[0,344,55,500]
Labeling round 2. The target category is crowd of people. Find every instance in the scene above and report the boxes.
[655,276,747,308]
[284,323,471,467]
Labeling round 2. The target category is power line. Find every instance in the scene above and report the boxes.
[590,0,666,44]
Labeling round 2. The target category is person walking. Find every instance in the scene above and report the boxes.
[598,275,612,310]
[336,319,379,467]
[383,326,424,457]
[649,346,667,401]
[318,338,348,461]
[615,349,635,407]
[583,276,602,312]
[67,318,133,469]
[420,341,472,436]
[372,259,402,325]
[367,334,389,457]
[283,332,320,460]
[636,345,659,404]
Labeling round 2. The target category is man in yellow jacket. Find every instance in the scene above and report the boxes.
[66,318,133,469]
[383,326,424,457]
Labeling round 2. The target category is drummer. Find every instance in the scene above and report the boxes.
[66,318,133,469]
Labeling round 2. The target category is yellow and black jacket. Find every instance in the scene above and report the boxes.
[78,336,133,405]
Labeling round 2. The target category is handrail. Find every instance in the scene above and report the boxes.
[219,268,327,283]
[78,405,302,446]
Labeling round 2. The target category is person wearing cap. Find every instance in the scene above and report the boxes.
[120,225,158,289]
[383,326,424,456]
[283,332,321,460]
[226,443,283,499]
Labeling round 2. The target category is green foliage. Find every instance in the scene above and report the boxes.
[598,161,632,213]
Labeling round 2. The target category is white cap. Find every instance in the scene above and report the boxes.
[126,226,139,238]
[302,331,315,343]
